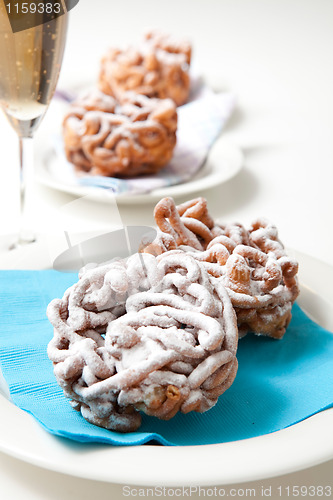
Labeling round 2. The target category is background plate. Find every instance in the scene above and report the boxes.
[34,92,243,204]
[35,136,243,205]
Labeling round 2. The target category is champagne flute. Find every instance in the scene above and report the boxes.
[0,1,68,248]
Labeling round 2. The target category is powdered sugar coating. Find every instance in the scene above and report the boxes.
[47,252,238,432]
[142,197,299,339]
[99,31,191,106]
[144,30,192,65]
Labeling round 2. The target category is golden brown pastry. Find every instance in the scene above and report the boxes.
[62,89,177,177]
[99,31,191,106]
[142,197,299,339]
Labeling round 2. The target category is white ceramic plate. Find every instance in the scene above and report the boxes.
[35,138,243,205]
[0,243,332,486]
[33,94,243,205]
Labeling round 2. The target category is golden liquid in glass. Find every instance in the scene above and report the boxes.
[0,1,68,137]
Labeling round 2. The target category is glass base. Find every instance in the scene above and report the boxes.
[9,233,36,250]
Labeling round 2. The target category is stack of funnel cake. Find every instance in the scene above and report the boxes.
[47,197,299,432]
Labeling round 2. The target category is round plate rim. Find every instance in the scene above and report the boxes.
[34,136,244,205]
[0,248,332,486]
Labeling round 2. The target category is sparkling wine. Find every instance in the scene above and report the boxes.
[0,1,68,137]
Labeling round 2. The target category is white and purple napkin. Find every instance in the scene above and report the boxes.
[52,80,235,196]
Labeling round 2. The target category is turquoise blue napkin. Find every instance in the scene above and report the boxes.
[0,270,332,446]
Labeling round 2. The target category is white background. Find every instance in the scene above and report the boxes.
[0,0,332,497]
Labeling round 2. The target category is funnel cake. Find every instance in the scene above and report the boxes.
[63,89,177,177]
[99,31,191,106]
[47,253,238,432]
[144,30,191,65]
[142,197,299,339]
[141,197,222,254]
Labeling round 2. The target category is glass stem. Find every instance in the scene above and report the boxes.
[17,136,36,245]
